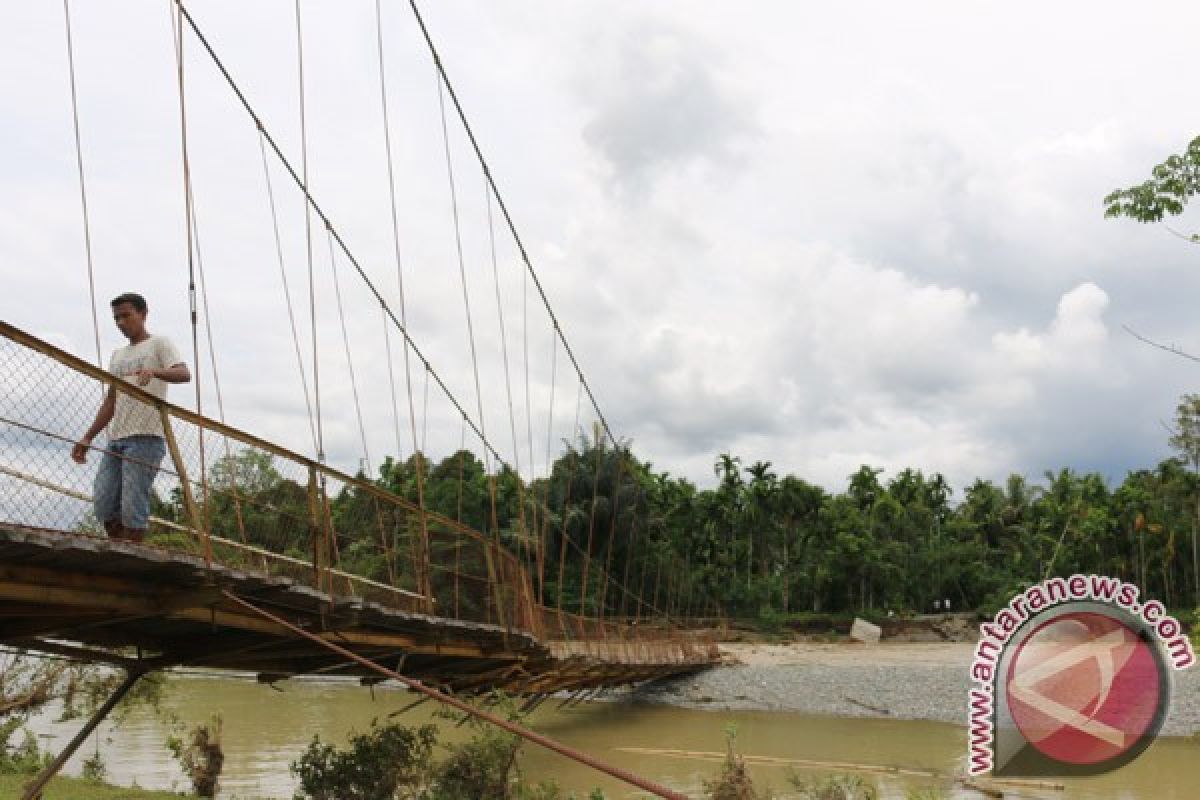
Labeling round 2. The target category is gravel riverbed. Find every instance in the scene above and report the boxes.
[613,642,1200,737]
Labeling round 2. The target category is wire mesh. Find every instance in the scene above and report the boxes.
[0,322,714,665]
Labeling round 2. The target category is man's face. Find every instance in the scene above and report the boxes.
[112,303,146,339]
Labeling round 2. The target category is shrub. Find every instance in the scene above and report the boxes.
[167,714,225,798]
[291,707,606,800]
[292,718,437,800]
[702,724,766,800]
[0,719,50,775]
[788,773,877,800]
[81,749,108,783]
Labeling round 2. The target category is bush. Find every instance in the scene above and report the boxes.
[702,725,766,800]
[0,719,50,775]
[81,750,108,783]
[427,722,519,800]
[291,707,608,800]
[166,715,225,798]
[292,718,437,800]
[788,773,877,800]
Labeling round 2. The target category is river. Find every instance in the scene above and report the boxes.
[26,674,1200,799]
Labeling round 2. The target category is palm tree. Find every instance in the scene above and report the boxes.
[745,461,777,593]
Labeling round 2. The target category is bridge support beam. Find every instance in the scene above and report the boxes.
[21,668,144,800]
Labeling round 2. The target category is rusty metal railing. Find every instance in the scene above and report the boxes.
[0,320,715,665]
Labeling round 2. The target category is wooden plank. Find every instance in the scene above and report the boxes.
[0,575,505,658]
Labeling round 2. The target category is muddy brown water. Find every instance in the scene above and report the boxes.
[26,675,1200,798]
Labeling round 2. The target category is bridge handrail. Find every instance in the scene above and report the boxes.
[0,320,500,550]
[0,319,715,654]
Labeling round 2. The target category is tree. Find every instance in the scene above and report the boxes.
[1169,393,1200,606]
[1104,135,1200,226]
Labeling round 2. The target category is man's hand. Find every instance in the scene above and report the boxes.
[71,439,91,464]
[132,367,156,386]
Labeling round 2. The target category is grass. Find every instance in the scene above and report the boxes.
[0,774,190,799]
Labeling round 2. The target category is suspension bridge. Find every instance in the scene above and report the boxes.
[1,2,721,798]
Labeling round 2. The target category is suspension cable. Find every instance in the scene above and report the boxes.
[373,0,409,463]
[436,75,489,474]
[485,178,521,482]
[170,0,659,619]
[186,182,248,543]
[381,312,403,459]
[326,228,372,476]
[538,329,558,605]
[257,129,318,453]
[174,0,505,469]
[555,379,584,615]
[405,0,621,453]
[374,0,431,606]
[293,0,323,464]
[523,263,535,484]
[484,177,532,575]
[61,0,101,369]
[171,0,210,563]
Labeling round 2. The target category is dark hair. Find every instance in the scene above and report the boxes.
[110,292,147,313]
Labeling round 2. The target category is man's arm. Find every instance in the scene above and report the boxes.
[132,362,191,386]
[72,385,116,464]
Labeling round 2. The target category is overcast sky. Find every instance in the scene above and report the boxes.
[4,1,1200,496]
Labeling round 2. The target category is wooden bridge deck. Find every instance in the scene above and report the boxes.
[0,524,714,694]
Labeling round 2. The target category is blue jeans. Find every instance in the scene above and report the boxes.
[94,435,166,531]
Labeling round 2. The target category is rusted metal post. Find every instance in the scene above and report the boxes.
[482,543,507,631]
[21,669,143,800]
[307,466,322,592]
[160,408,207,562]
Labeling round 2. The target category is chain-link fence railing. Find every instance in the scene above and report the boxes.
[0,321,715,665]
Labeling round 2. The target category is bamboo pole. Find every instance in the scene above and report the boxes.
[160,408,207,563]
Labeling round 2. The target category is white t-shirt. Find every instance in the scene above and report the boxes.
[107,335,184,441]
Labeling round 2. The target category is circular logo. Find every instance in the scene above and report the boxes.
[1004,609,1168,770]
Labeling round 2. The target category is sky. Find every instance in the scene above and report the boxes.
[3,1,1200,498]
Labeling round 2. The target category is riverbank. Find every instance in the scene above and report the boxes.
[623,641,1200,737]
[0,773,192,799]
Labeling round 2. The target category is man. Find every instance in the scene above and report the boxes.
[72,293,191,543]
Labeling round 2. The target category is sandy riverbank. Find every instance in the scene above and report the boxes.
[617,641,1200,737]
[719,641,976,668]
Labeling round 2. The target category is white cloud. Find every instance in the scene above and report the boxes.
[3,0,1199,501]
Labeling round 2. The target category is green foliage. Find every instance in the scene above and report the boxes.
[427,716,520,800]
[702,724,767,800]
[60,669,168,726]
[166,714,224,798]
[192,393,1200,621]
[1104,135,1200,223]
[1,657,165,787]
[787,773,877,800]
[80,749,108,783]
[291,718,437,800]
[0,773,190,799]
[0,718,50,775]
[1169,395,1200,468]
[290,709,605,800]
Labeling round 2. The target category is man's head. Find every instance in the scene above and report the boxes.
[110,292,148,341]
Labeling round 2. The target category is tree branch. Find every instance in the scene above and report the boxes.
[1162,223,1200,245]
[1123,324,1200,364]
